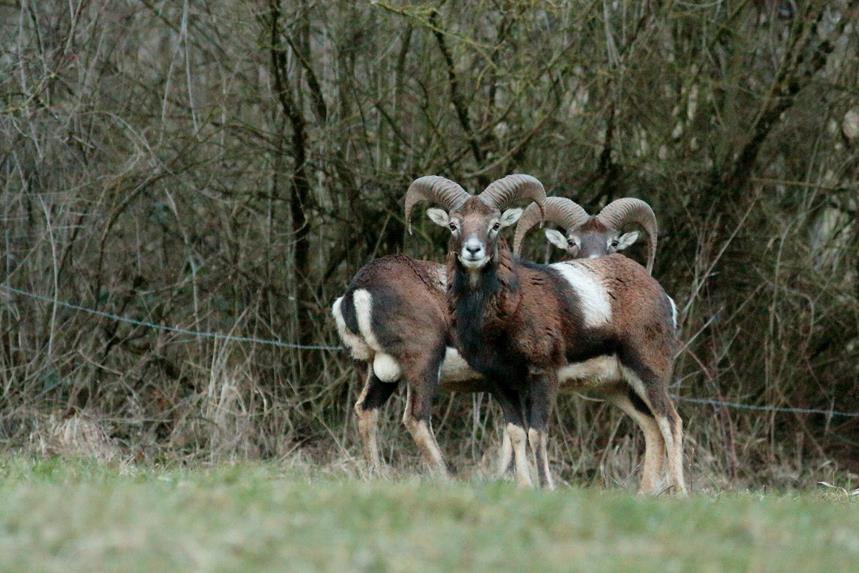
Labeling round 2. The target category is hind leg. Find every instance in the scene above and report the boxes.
[401,355,449,479]
[619,349,687,496]
[648,390,687,495]
[355,363,398,475]
[624,374,687,495]
[609,389,665,495]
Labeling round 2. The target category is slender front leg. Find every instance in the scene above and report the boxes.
[528,372,558,490]
[496,427,513,478]
[495,386,533,488]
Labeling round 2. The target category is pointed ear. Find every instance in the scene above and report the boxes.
[544,229,568,251]
[426,208,450,227]
[616,231,639,251]
[499,208,523,228]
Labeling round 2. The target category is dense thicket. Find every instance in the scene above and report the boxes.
[1,1,857,488]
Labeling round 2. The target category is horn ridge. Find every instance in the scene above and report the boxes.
[403,176,470,234]
[597,198,658,273]
[513,197,590,255]
[478,173,547,217]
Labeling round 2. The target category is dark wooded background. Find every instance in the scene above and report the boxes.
[1,1,857,488]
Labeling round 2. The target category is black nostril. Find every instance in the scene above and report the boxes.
[467,245,480,254]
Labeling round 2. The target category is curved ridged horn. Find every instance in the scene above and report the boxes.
[403,176,470,234]
[478,173,547,217]
[513,197,590,255]
[597,198,658,273]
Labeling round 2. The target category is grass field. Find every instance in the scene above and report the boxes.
[0,458,857,572]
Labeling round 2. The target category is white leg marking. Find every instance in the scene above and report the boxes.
[669,414,687,495]
[655,417,677,483]
[401,384,412,426]
[401,385,448,478]
[557,355,622,389]
[620,366,650,408]
[496,428,513,478]
[539,431,554,490]
[611,393,665,495]
[507,423,533,488]
[620,366,686,495]
[332,297,371,360]
[404,417,448,479]
[357,408,381,473]
[654,415,687,495]
[528,427,554,490]
[550,261,612,327]
[355,370,381,474]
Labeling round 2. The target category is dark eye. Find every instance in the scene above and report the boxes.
[448,222,457,231]
[492,222,501,231]
[610,239,619,248]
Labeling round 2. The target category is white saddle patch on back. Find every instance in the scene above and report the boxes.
[439,347,480,382]
[331,297,371,360]
[557,355,622,390]
[549,261,612,327]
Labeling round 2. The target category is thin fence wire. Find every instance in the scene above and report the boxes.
[0,284,341,351]
[3,283,858,419]
[670,396,859,418]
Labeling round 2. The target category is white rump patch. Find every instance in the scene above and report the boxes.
[332,297,371,360]
[667,295,678,329]
[353,289,383,352]
[373,353,401,382]
[550,262,612,327]
[557,355,622,390]
[439,347,480,382]
[352,289,402,382]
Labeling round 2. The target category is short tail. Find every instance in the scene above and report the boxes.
[332,293,372,360]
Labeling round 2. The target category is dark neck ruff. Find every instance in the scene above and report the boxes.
[447,246,521,378]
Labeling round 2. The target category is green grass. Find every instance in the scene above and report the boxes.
[0,458,857,572]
